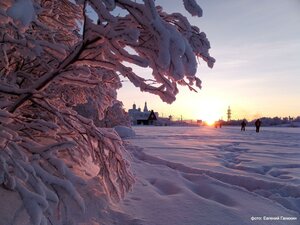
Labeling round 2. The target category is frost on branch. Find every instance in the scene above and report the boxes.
[0,0,213,224]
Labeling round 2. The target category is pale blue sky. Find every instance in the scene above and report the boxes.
[118,0,300,121]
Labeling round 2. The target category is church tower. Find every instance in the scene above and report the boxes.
[143,102,148,112]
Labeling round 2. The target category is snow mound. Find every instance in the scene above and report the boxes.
[114,126,136,138]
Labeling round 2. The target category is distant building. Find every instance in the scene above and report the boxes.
[128,102,158,125]
[197,120,203,125]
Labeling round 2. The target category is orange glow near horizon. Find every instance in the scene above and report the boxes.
[118,74,300,122]
[205,119,217,126]
[201,113,221,126]
[197,98,225,123]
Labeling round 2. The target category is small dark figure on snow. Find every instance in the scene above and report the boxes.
[215,120,222,128]
[241,120,246,131]
[255,119,261,133]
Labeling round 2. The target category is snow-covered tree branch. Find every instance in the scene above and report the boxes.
[0,0,214,224]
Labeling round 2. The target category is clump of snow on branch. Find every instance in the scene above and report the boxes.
[0,0,214,224]
[183,0,203,17]
[6,0,36,26]
[114,125,136,138]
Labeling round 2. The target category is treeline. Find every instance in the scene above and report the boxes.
[223,116,300,127]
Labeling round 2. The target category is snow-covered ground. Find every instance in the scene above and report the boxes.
[2,126,300,225]
[119,126,300,225]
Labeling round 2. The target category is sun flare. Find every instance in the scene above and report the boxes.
[202,113,221,126]
[197,99,225,126]
[205,118,218,126]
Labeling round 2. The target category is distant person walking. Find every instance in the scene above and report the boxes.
[255,119,261,133]
[241,120,246,131]
[215,120,222,128]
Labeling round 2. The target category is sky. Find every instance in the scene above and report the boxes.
[117,0,300,122]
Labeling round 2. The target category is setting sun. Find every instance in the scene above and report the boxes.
[202,113,221,126]
[205,117,218,126]
[197,98,225,125]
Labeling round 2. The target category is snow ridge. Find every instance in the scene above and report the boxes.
[120,127,300,225]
